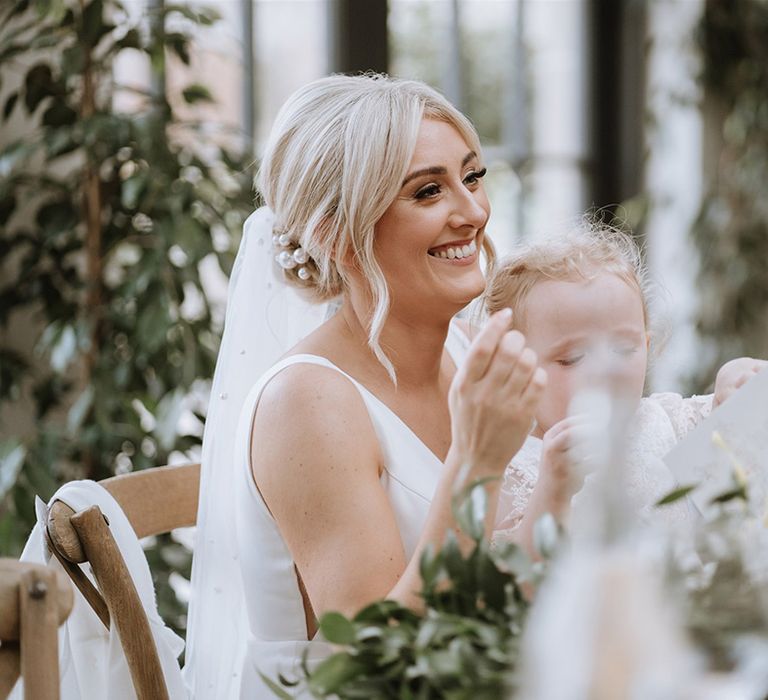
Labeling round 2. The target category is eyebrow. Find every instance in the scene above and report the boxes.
[401,150,478,187]
[546,336,586,356]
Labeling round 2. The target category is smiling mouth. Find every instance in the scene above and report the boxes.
[428,238,478,260]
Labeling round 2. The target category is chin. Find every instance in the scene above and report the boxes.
[453,270,487,306]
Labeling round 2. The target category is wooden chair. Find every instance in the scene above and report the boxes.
[44,463,200,700]
[0,559,74,700]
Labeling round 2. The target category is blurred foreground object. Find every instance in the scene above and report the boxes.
[0,559,73,700]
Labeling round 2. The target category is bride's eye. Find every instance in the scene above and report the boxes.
[463,167,487,186]
[414,183,441,200]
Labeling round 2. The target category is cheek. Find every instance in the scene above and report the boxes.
[536,367,575,425]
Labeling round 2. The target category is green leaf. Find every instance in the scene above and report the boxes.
[23,63,55,113]
[117,28,141,50]
[36,201,77,238]
[81,0,106,46]
[164,4,221,26]
[166,33,190,65]
[319,611,356,645]
[42,100,78,126]
[0,141,35,177]
[491,541,533,583]
[154,388,184,451]
[2,92,18,121]
[181,83,214,104]
[307,653,363,695]
[137,298,170,353]
[7,0,30,19]
[257,672,295,699]
[656,484,697,506]
[33,0,66,22]
[121,174,146,209]
[67,385,94,436]
[61,44,84,76]
[0,193,16,226]
[37,321,78,373]
[709,486,748,505]
[0,440,27,500]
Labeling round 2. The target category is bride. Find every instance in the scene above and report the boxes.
[183,74,549,698]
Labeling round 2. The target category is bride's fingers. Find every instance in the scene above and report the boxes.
[520,367,547,407]
[484,330,526,386]
[458,309,512,384]
[502,346,537,395]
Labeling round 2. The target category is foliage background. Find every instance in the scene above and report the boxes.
[0,0,254,635]
[689,0,768,391]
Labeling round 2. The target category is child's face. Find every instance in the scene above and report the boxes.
[519,271,649,437]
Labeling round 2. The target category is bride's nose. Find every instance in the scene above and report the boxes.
[448,187,488,230]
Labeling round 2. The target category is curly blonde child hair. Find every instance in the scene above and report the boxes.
[485,222,656,340]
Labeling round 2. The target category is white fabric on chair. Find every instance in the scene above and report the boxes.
[11,480,186,700]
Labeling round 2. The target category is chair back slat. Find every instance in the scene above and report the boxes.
[41,462,199,700]
[101,463,200,539]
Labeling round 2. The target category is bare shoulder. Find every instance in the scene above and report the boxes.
[251,360,382,483]
[254,360,370,427]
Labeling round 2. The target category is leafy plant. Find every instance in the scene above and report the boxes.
[657,456,768,672]
[0,0,254,634]
[267,482,547,699]
[689,0,768,390]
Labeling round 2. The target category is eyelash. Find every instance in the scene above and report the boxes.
[414,167,487,200]
[614,346,638,356]
[558,346,638,367]
[558,354,584,367]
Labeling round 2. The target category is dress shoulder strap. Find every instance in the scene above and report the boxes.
[240,354,366,432]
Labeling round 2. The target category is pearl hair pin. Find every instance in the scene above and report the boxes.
[273,231,312,280]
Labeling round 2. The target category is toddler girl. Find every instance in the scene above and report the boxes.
[485,225,765,536]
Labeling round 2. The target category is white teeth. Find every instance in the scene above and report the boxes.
[429,239,478,259]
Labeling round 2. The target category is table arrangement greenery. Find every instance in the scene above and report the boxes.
[266,461,768,699]
[264,482,554,700]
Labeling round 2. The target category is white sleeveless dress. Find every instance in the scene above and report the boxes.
[233,323,470,697]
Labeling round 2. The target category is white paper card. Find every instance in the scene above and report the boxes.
[663,367,768,513]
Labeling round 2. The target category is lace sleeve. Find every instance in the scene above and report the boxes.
[493,437,541,535]
[649,392,713,442]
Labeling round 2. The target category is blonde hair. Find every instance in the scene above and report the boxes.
[257,73,494,380]
[485,222,652,333]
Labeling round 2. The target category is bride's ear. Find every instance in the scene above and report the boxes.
[337,243,362,273]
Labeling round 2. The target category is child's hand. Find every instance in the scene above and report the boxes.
[529,416,590,520]
[713,357,768,408]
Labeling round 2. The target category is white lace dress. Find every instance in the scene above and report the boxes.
[494,393,713,535]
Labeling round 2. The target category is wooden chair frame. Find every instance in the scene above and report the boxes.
[0,560,74,700]
[44,463,200,700]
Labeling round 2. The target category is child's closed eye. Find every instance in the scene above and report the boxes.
[613,345,639,356]
[557,354,584,367]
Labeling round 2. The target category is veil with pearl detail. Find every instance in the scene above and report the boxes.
[183,206,332,698]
